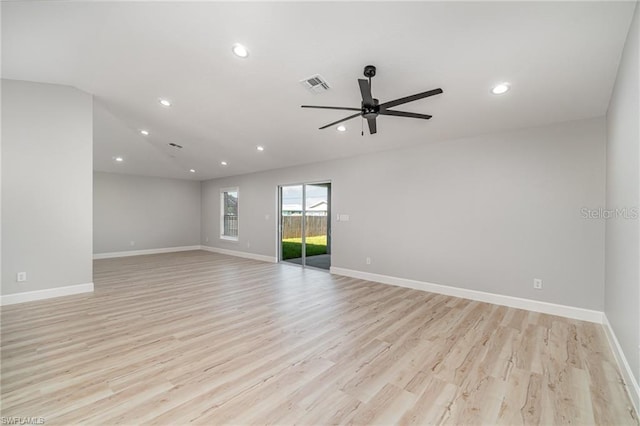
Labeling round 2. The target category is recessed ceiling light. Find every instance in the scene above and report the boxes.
[114,156,124,162]
[256,145,265,151]
[491,83,510,95]
[232,43,249,58]
[337,125,347,132]
[159,98,172,107]
[140,130,149,136]
[189,169,196,173]
[221,161,228,166]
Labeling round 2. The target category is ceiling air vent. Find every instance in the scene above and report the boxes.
[300,74,330,94]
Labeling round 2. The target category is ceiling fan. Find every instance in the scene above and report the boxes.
[301,65,443,135]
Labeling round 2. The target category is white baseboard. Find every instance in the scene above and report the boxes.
[93,245,201,259]
[0,282,94,306]
[603,314,640,414]
[200,245,277,263]
[329,267,604,324]
[94,244,277,263]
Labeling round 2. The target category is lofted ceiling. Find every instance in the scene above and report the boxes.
[2,1,636,181]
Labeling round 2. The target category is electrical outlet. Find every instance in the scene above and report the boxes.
[16,272,27,282]
[533,278,543,290]
[205,236,209,243]
[129,240,135,246]
[366,257,371,265]
[247,241,251,248]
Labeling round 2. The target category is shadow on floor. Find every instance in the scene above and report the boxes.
[284,254,331,270]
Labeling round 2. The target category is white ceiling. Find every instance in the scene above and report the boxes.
[2,1,636,181]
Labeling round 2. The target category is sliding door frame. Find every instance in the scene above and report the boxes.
[277,180,331,269]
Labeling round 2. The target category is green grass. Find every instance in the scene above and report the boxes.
[282,235,327,260]
[285,236,327,245]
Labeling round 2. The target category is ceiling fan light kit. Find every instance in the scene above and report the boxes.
[301,65,443,135]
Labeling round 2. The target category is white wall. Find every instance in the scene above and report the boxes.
[202,118,606,311]
[93,172,201,254]
[1,79,93,296]
[605,0,640,403]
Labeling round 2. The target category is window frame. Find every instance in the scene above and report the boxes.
[220,187,239,241]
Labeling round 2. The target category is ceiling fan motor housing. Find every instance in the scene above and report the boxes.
[363,98,380,118]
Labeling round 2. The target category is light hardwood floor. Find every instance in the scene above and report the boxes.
[1,250,637,425]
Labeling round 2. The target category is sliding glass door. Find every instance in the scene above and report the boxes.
[279,182,331,270]
[280,185,304,266]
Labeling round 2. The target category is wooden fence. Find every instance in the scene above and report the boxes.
[282,216,327,239]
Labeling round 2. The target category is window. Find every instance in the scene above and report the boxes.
[220,188,239,240]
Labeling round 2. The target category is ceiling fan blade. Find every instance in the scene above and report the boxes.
[379,109,432,120]
[301,105,361,111]
[379,88,443,110]
[318,112,361,129]
[358,79,374,106]
[367,117,377,134]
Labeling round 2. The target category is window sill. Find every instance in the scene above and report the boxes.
[220,236,239,242]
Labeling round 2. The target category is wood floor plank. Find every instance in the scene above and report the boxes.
[0,250,637,425]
